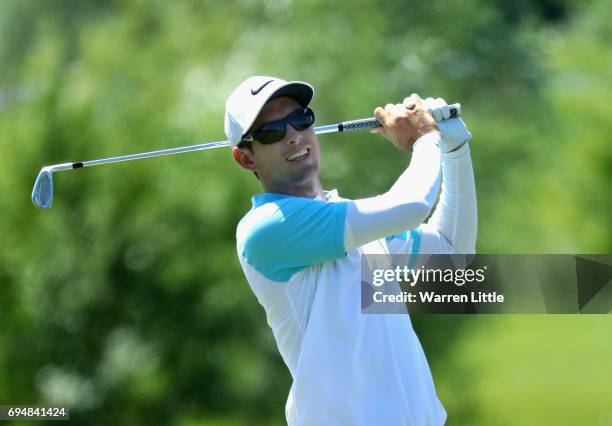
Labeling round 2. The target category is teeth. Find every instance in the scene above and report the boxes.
[288,148,309,161]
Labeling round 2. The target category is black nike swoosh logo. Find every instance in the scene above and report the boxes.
[251,80,274,95]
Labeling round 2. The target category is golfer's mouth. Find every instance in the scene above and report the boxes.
[287,147,310,162]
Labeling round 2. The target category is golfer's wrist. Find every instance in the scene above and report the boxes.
[412,131,442,151]
[442,141,470,159]
[448,140,468,153]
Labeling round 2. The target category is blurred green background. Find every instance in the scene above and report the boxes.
[1,0,611,425]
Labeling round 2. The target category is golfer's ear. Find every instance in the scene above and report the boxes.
[232,147,257,172]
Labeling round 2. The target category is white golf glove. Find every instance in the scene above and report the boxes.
[423,97,472,153]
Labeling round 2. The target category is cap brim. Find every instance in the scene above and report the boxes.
[243,81,314,137]
[269,82,314,108]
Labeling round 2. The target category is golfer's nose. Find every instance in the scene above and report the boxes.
[285,124,300,145]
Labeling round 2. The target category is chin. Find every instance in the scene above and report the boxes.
[292,161,319,180]
[266,167,316,184]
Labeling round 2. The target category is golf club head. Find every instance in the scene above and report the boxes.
[32,167,54,208]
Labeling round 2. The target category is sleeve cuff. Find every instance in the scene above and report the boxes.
[442,141,470,159]
[413,132,442,151]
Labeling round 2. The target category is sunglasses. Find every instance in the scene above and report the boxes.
[242,107,315,144]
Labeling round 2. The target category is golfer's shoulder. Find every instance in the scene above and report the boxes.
[236,197,332,246]
[238,197,309,233]
[237,202,282,239]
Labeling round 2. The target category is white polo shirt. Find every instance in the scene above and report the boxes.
[236,190,447,426]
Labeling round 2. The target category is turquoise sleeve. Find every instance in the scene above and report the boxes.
[241,198,348,282]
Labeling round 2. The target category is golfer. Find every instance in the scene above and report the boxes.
[225,76,477,425]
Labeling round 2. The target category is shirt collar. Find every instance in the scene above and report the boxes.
[251,189,340,208]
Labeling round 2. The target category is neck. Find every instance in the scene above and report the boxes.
[263,179,324,199]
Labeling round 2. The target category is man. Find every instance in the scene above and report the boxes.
[225,76,477,425]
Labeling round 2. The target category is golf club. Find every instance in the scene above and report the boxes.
[32,104,461,208]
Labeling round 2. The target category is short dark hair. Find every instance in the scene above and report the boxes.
[237,140,253,151]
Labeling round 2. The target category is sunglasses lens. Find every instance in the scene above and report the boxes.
[257,130,285,144]
[250,108,315,144]
[253,123,286,144]
[291,108,315,130]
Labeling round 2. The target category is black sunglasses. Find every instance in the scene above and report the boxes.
[243,107,315,144]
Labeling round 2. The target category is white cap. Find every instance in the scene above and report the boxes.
[224,76,314,147]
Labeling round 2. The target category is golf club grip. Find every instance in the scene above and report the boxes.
[340,103,461,132]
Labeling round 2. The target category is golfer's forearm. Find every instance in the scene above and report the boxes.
[426,143,477,253]
[344,133,442,251]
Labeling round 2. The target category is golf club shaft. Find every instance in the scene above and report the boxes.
[45,104,460,172]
